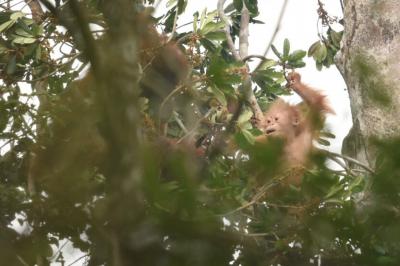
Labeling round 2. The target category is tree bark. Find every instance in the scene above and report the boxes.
[336,0,400,170]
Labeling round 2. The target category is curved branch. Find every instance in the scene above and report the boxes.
[322,149,375,174]
[242,54,268,62]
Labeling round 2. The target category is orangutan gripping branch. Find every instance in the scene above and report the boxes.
[255,72,334,184]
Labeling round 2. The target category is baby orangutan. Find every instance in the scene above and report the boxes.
[255,72,334,185]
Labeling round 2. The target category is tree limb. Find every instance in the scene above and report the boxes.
[239,4,249,59]
[254,0,288,71]
[217,0,240,60]
[323,150,375,174]
[238,4,264,125]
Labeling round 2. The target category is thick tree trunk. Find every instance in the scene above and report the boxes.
[336,0,400,170]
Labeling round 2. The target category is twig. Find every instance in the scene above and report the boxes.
[217,0,240,60]
[327,155,354,176]
[176,32,193,45]
[242,54,268,62]
[221,172,290,216]
[159,84,184,116]
[323,149,375,174]
[176,19,199,30]
[67,254,89,266]
[16,255,29,266]
[173,111,189,134]
[255,0,288,71]
[177,108,214,144]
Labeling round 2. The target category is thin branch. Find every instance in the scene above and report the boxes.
[340,0,344,12]
[16,255,29,266]
[221,170,295,216]
[177,108,214,144]
[217,0,240,60]
[327,152,355,176]
[159,84,184,116]
[324,150,375,174]
[67,254,89,266]
[255,0,288,71]
[173,111,189,134]
[242,54,268,62]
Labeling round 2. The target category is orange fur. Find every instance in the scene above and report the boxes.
[256,72,333,185]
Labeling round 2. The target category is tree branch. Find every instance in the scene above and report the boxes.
[254,0,288,71]
[323,150,375,174]
[238,4,264,125]
[239,4,250,59]
[217,0,240,60]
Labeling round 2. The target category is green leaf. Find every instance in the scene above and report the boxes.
[271,44,282,60]
[237,108,253,125]
[204,31,226,41]
[193,12,199,32]
[15,28,34,38]
[32,23,44,36]
[287,61,306,68]
[0,43,7,54]
[21,17,34,26]
[10,12,24,21]
[316,61,323,71]
[200,38,217,52]
[0,20,15,33]
[200,21,225,35]
[12,36,36,44]
[348,175,364,192]
[199,8,207,29]
[244,0,259,15]
[320,131,336,139]
[317,138,330,146]
[257,59,277,70]
[177,0,187,14]
[330,30,343,48]
[308,41,321,57]
[283,38,290,58]
[167,0,177,7]
[35,44,42,61]
[288,50,307,61]
[325,184,344,199]
[210,86,227,106]
[204,10,218,27]
[314,43,328,63]
[240,128,255,145]
[0,102,9,132]
[233,0,243,11]
[224,3,236,13]
[6,54,16,75]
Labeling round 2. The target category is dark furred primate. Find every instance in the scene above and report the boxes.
[255,72,334,185]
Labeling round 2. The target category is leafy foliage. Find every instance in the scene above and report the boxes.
[0,1,398,266]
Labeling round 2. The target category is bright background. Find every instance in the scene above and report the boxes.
[14,0,351,264]
[155,0,352,160]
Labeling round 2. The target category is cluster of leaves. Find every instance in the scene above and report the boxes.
[308,28,343,70]
[308,1,344,70]
[0,1,398,266]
